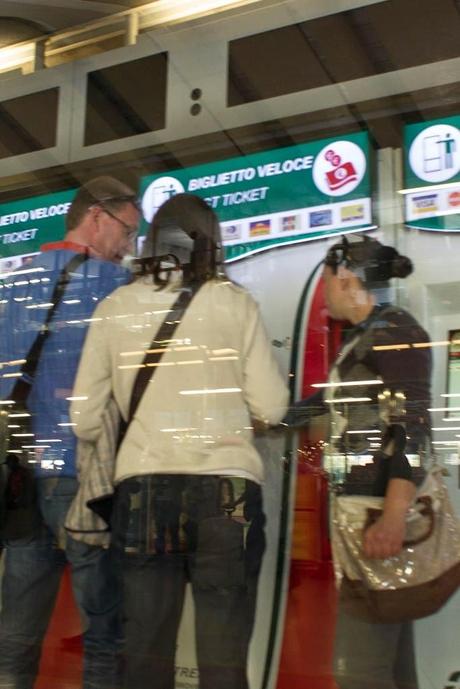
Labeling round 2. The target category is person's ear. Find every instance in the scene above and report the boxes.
[89,205,100,225]
[89,206,103,236]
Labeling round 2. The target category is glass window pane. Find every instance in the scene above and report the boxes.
[84,52,168,146]
[0,88,59,159]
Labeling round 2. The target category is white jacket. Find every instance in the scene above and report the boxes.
[70,278,289,485]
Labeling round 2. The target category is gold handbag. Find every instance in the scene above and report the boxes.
[330,465,460,623]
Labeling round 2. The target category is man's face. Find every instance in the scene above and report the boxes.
[90,202,140,263]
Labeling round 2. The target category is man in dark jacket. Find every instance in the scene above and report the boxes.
[0,176,140,689]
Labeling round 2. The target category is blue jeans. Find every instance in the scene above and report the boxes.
[333,605,417,689]
[0,478,122,689]
[112,475,266,689]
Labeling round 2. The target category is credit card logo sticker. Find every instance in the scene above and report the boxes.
[340,204,365,222]
[280,215,300,232]
[448,191,460,207]
[249,219,271,237]
[222,224,242,241]
[309,210,332,227]
[313,141,366,197]
[412,194,438,213]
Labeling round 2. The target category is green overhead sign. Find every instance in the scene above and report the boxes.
[0,188,76,271]
[404,115,460,232]
[0,130,373,270]
[140,131,373,261]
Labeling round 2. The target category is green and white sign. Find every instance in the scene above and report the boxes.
[404,115,460,232]
[140,131,373,261]
[0,188,76,272]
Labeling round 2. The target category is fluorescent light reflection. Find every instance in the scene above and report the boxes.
[373,344,410,351]
[209,356,239,361]
[180,387,242,396]
[160,427,198,433]
[429,407,460,412]
[312,380,382,389]
[22,445,51,449]
[413,341,449,348]
[26,303,54,310]
[176,360,204,366]
[325,397,372,404]
[398,181,460,195]
[0,267,44,279]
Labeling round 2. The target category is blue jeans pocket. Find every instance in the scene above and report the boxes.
[193,516,245,589]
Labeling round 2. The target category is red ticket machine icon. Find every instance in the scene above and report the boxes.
[325,161,358,191]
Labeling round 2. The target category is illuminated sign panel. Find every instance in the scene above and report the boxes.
[0,189,75,273]
[404,115,460,232]
[140,131,373,261]
[0,131,372,270]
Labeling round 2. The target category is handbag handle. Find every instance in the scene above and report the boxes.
[365,495,435,547]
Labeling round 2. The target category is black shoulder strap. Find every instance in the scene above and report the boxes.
[10,252,89,404]
[127,286,199,425]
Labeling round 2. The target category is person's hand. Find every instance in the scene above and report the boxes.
[362,511,406,559]
[252,418,271,435]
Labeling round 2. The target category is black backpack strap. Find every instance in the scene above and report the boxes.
[9,252,89,405]
[127,286,199,425]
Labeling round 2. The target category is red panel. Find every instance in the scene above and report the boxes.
[277,563,338,689]
[36,567,82,689]
[301,275,330,398]
[277,270,343,689]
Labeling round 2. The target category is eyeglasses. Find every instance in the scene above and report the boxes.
[98,205,139,240]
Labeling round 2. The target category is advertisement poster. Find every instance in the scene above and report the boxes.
[404,115,460,232]
[140,131,373,261]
